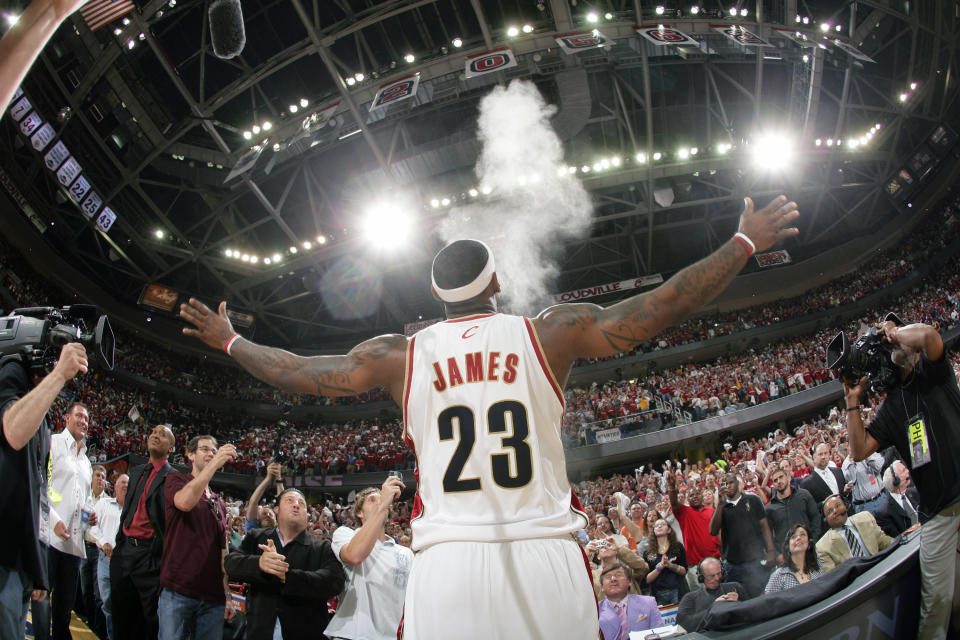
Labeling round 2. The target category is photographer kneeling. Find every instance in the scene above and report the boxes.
[837,315,960,640]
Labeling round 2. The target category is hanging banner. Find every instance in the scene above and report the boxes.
[712,25,773,47]
[224,144,264,183]
[370,74,420,112]
[551,275,664,304]
[771,27,816,47]
[832,39,876,63]
[95,207,117,232]
[44,141,70,171]
[596,428,622,444]
[635,25,699,47]
[19,112,43,138]
[56,157,82,187]
[8,96,31,122]
[464,47,518,78]
[554,30,611,53]
[67,175,91,203]
[31,123,56,151]
[754,250,792,268]
[301,101,339,133]
[81,191,102,219]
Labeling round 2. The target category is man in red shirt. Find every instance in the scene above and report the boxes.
[668,470,721,592]
[158,435,238,639]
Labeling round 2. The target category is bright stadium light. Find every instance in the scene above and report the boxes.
[655,6,665,15]
[586,11,598,22]
[750,133,794,171]
[677,148,690,160]
[652,152,662,161]
[363,203,413,250]
[506,25,519,37]
[636,152,647,162]
[522,24,534,33]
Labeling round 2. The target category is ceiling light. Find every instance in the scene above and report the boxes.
[127,40,135,49]
[272,254,282,262]
[264,258,272,265]
[691,6,700,15]
[802,54,809,63]
[522,24,533,33]
[362,203,413,250]
[586,12,598,22]
[242,131,252,140]
[113,27,121,35]
[452,37,463,47]
[899,93,908,102]
[252,125,261,134]
[430,198,440,208]
[826,138,834,146]
[751,133,794,170]
[690,147,698,155]
[303,241,312,249]
[740,8,748,16]
[346,77,356,86]
[815,138,822,146]
[481,186,492,195]
[441,198,451,206]
[355,73,365,82]
[250,256,259,264]
[820,22,830,32]
[506,25,519,37]
[262,121,272,130]
[611,156,622,166]
[604,12,614,20]
[138,32,145,40]
[835,24,842,31]
[636,152,647,162]
[241,254,250,262]
[802,16,809,24]
[848,139,859,148]
[656,6,665,15]
[289,246,297,254]
[122,17,130,25]
[677,148,690,159]
[289,104,298,113]
[468,187,479,196]
[404,53,415,63]
[909,82,918,90]
[272,143,280,151]
[795,14,801,22]
[300,98,309,108]
[316,236,326,245]
[653,152,662,160]
[581,165,591,173]
[729,7,738,16]
[154,229,164,239]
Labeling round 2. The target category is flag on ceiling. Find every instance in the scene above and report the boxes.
[80,0,137,33]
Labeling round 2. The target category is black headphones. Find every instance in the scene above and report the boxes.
[892,464,901,488]
[697,556,724,583]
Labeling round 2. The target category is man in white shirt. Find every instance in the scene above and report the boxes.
[80,465,107,637]
[33,401,96,640]
[91,473,127,640]
[325,477,412,640]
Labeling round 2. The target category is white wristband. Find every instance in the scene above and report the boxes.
[224,334,241,356]
[733,232,756,256]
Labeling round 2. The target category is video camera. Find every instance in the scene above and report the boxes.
[826,313,902,393]
[0,305,114,374]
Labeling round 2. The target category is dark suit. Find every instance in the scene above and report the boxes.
[225,527,345,640]
[800,467,847,505]
[874,488,921,538]
[109,460,172,640]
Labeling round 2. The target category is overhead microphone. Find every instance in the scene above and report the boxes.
[208,0,246,60]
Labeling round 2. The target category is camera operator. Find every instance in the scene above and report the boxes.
[844,317,960,640]
[0,341,87,637]
[245,462,284,534]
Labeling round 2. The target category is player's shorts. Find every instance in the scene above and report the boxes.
[401,536,599,639]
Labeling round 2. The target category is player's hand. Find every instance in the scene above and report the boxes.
[267,462,282,480]
[738,195,800,253]
[53,342,88,381]
[210,444,238,471]
[54,520,69,540]
[180,299,237,352]
[258,540,289,581]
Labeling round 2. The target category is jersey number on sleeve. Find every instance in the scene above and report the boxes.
[438,400,533,492]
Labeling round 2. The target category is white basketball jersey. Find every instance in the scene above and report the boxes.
[402,312,587,550]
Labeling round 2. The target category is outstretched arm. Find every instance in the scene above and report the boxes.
[0,0,87,112]
[179,299,407,400]
[534,196,799,371]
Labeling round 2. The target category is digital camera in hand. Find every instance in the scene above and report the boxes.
[826,327,898,393]
[0,305,114,373]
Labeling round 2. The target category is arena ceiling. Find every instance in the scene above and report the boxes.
[2,0,958,350]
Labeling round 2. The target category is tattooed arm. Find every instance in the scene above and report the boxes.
[534,196,799,381]
[179,299,407,400]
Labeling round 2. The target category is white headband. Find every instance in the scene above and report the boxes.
[431,241,496,303]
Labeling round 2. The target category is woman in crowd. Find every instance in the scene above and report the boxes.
[644,518,687,605]
[636,509,660,556]
[765,524,823,593]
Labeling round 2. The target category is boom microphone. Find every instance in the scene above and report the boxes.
[209,0,246,60]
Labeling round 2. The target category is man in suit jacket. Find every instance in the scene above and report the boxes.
[875,461,922,537]
[109,424,175,640]
[598,564,662,639]
[816,495,893,573]
[225,489,345,639]
[800,443,850,506]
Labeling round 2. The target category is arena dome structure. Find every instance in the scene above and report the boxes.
[1,0,958,358]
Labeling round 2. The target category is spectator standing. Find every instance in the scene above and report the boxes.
[844,318,960,639]
[668,471,720,591]
[765,525,823,593]
[842,452,886,515]
[875,461,921,537]
[676,557,747,632]
[245,462,283,534]
[0,342,87,638]
[91,473,128,640]
[764,468,820,564]
[815,496,892,573]
[225,488,345,639]
[643,519,687,605]
[709,472,774,598]
[597,565,662,639]
[110,424,176,640]
[800,443,850,506]
[80,465,108,638]
[34,402,96,640]
[158,435,238,639]
[325,478,412,640]
[587,538,648,600]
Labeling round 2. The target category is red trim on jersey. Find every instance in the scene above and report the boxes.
[523,317,565,407]
[443,313,495,324]
[397,609,405,640]
[402,336,416,443]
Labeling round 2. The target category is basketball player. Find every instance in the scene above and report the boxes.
[180,195,798,638]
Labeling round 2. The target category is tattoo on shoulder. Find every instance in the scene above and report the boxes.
[546,304,600,329]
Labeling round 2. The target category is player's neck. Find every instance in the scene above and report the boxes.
[444,299,497,319]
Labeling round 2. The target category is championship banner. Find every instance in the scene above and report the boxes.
[635,25,699,47]
[554,30,611,53]
[551,275,663,304]
[832,39,876,63]
[139,283,180,312]
[370,74,420,112]
[224,143,264,182]
[596,428,622,444]
[772,27,815,47]
[754,250,792,268]
[464,47,518,78]
[712,25,773,47]
[301,101,339,133]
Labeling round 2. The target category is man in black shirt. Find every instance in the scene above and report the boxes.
[0,343,88,638]
[844,317,960,640]
[765,468,821,563]
[225,488,345,639]
[708,472,774,598]
[676,556,748,632]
